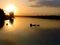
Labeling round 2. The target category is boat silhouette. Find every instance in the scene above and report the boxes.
[30,24,40,27]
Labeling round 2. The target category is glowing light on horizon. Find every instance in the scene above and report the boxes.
[5,4,17,15]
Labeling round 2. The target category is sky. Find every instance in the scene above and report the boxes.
[0,0,60,15]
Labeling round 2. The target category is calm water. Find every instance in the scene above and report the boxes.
[0,17,60,45]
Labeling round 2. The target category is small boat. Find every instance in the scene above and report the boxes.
[30,23,40,27]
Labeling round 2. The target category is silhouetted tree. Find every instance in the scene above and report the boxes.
[9,12,14,18]
[0,8,5,21]
[0,8,5,28]
[0,20,4,28]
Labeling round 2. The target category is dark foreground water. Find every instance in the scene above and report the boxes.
[0,17,60,45]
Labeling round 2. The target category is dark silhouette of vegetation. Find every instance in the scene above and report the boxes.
[9,12,14,18]
[15,16,60,20]
[0,8,5,20]
[0,20,4,28]
[0,8,14,28]
[5,12,14,20]
[0,8,5,28]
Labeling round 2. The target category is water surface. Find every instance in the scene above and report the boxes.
[0,17,60,45]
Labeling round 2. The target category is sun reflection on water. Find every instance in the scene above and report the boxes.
[6,20,12,28]
[3,19,15,32]
[6,20,12,27]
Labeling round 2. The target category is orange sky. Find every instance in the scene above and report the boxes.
[0,0,60,15]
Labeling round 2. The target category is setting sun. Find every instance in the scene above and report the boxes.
[5,4,17,14]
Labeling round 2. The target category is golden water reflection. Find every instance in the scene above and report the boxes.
[3,17,60,32]
[6,20,12,27]
[4,19,15,32]
[0,17,60,45]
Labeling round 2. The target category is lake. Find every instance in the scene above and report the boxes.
[0,17,60,45]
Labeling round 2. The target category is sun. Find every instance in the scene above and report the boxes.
[5,4,16,13]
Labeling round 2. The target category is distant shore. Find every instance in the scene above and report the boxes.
[15,15,60,20]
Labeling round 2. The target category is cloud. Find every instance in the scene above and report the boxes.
[29,0,60,7]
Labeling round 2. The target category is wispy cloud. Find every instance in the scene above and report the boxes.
[28,0,60,7]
